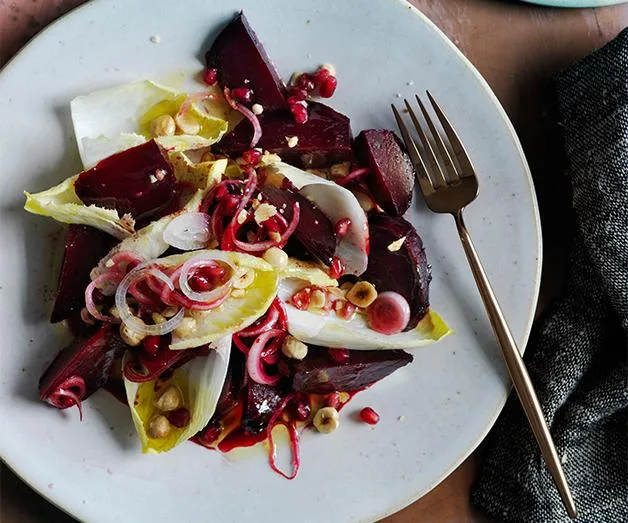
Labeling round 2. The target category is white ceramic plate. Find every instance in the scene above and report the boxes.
[0,1,541,521]
[521,0,626,7]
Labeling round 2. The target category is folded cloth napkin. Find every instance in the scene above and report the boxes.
[471,28,628,523]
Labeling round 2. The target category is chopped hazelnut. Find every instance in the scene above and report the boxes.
[313,407,340,433]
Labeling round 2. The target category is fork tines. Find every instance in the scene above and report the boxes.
[392,92,474,192]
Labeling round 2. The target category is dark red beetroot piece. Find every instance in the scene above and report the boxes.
[213,348,245,420]
[74,140,176,221]
[261,184,336,265]
[217,102,353,168]
[205,12,287,111]
[39,324,126,417]
[291,346,413,394]
[50,225,116,323]
[363,214,431,329]
[242,380,288,434]
[355,130,415,216]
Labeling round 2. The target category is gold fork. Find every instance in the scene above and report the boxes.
[392,93,577,519]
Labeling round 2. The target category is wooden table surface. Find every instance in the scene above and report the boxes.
[1,1,627,522]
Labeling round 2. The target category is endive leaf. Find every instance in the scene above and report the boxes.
[90,190,206,279]
[261,161,369,275]
[164,251,279,350]
[168,152,228,191]
[124,335,231,454]
[71,80,229,168]
[24,175,135,239]
[278,279,452,350]
[279,258,337,288]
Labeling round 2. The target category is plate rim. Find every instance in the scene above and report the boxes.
[0,0,543,521]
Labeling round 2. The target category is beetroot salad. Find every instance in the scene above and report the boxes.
[24,12,450,478]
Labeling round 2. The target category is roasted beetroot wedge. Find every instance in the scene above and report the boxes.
[74,140,176,220]
[51,225,116,323]
[291,347,412,394]
[363,214,431,329]
[261,184,336,265]
[355,130,415,216]
[213,348,245,419]
[206,12,287,111]
[242,380,288,434]
[217,102,353,168]
[39,324,126,418]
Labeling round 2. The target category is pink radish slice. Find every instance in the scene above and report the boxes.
[366,291,411,335]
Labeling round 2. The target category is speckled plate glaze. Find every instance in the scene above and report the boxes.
[0,1,541,522]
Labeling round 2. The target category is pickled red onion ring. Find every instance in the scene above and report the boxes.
[224,87,262,148]
[178,252,236,303]
[115,264,184,336]
[246,329,285,385]
[237,305,279,337]
[45,375,86,421]
[85,273,123,323]
[232,202,300,253]
[335,167,370,187]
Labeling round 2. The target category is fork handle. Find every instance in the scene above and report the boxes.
[453,210,577,519]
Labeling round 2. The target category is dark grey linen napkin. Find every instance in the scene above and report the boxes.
[471,28,628,523]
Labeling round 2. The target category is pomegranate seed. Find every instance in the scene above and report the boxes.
[281,177,297,191]
[328,348,350,364]
[231,87,254,103]
[242,149,262,165]
[338,301,357,320]
[313,67,331,87]
[203,68,218,86]
[327,392,341,409]
[291,288,311,310]
[329,256,345,279]
[142,335,161,357]
[263,215,283,233]
[167,407,191,428]
[334,218,352,238]
[189,264,228,292]
[290,103,309,124]
[367,291,411,334]
[289,398,311,421]
[287,87,308,101]
[189,273,212,292]
[319,76,337,98]
[359,407,380,425]
[296,73,315,92]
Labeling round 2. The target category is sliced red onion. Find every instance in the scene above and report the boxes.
[85,273,123,323]
[335,167,370,187]
[176,91,217,120]
[232,202,300,253]
[237,305,279,337]
[115,264,184,336]
[246,329,285,385]
[45,376,86,421]
[163,212,212,251]
[178,251,236,304]
[366,291,411,334]
[224,87,262,148]
[108,251,144,271]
